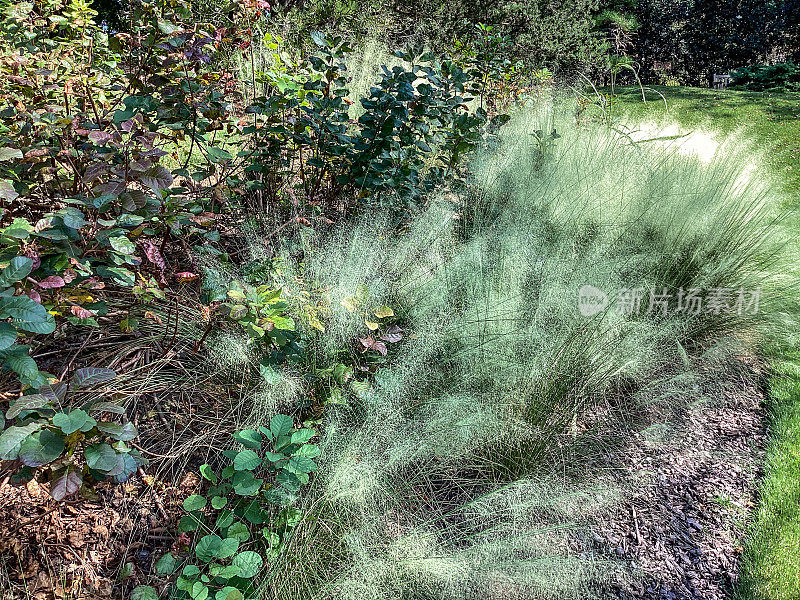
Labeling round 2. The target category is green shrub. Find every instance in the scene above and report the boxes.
[0,0,509,395]
[236,32,509,216]
[132,415,318,600]
[382,0,607,76]
[731,62,800,92]
[0,0,230,386]
[0,367,146,500]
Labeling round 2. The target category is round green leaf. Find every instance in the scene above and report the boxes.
[131,586,159,600]
[183,564,202,577]
[0,322,18,351]
[232,429,261,449]
[200,463,218,483]
[2,351,39,382]
[287,456,317,474]
[216,510,235,529]
[53,410,94,435]
[110,235,135,255]
[292,444,321,458]
[155,552,178,575]
[96,421,137,441]
[233,449,260,471]
[195,534,222,562]
[241,501,267,525]
[232,470,262,496]
[231,551,263,578]
[183,495,207,512]
[18,429,65,467]
[225,521,250,542]
[190,581,209,600]
[179,514,203,532]
[210,564,241,579]
[210,495,228,509]
[276,470,302,492]
[290,428,316,445]
[215,587,243,600]
[216,537,240,559]
[84,443,118,472]
[0,295,49,322]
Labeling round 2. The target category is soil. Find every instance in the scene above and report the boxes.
[0,470,198,600]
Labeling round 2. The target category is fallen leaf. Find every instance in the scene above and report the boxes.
[174,272,198,282]
[71,305,95,319]
[144,311,163,325]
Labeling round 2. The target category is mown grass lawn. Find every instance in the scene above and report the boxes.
[615,85,800,600]
[613,85,800,197]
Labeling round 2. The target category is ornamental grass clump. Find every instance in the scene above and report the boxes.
[246,103,787,598]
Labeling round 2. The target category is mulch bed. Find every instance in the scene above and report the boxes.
[599,362,767,599]
[0,471,199,600]
[0,358,768,599]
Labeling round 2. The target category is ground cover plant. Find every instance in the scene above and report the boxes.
[1,2,799,600]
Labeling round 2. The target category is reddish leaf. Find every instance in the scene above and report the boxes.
[35,217,56,232]
[71,305,95,319]
[144,311,163,325]
[23,250,41,270]
[62,269,77,284]
[94,180,125,196]
[381,325,403,344]
[82,277,105,290]
[37,276,65,289]
[174,272,199,282]
[138,165,173,192]
[51,468,82,501]
[143,241,166,271]
[189,213,217,227]
[296,217,312,227]
[28,289,41,303]
[359,337,387,356]
[88,130,112,146]
[24,148,49,159]
[130,158,152,171]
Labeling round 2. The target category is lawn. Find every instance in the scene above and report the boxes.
[615,85,800,600]
[612,85,800,198]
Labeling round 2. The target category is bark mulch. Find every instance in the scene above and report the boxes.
[0,471,198,600]
[599,364,766,599]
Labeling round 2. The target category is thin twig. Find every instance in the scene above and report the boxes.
[59,331,96,381]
